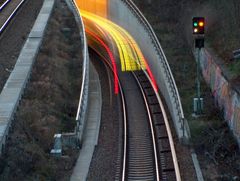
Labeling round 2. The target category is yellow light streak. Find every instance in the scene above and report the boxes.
[76,8,146,71]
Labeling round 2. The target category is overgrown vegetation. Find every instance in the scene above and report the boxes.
[134,0,240,180]
[0,1,82,180]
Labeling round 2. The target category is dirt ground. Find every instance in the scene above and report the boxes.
[0,0,5,6]
[0,0,82,180]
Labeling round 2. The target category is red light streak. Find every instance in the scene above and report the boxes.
[125,36,158,91]
[86,29,119,94]
[145,61,158,91]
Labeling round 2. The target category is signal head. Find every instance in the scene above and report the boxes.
[192,17,205,34]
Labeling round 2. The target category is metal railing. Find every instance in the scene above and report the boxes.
[51,0,89,155]
[121,0,190,141]
[70,0,90,146]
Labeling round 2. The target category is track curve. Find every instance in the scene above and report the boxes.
[119,70,181,181]
[118,70,159,181]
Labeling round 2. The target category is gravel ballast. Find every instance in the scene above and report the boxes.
[87,51,120,180]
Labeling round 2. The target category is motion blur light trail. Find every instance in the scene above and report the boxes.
[74,1,158,91]
[86,29,119,94]
[81,10,146,72]
[75,0,107,18]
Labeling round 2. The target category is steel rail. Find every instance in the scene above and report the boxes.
[94,52,161,180]
[110,1,182,178]
[116,1,182,177]
[89,48,127,181]
[70,1,181,179]
[132,72,160,181]
[127,49,181,180]
[88,34,173,180]
[118,73,127,181]
[142,68,181,181]
[0,0,11,11]
[0,0,25,34]
[104,64,127,181]
[121,0,190,140]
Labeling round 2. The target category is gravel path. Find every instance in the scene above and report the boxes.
[0,0,43,92]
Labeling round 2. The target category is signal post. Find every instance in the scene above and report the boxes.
[192,17,205,116]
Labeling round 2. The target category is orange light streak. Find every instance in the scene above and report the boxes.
[75,0,107,18]
[73,1,158,91]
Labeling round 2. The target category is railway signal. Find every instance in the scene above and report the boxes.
[192,17,205,34]
[192,17,205,116]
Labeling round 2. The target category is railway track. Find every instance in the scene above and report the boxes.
[120,72,159,180]
[99,53,181,180]
[0,0,25,34]
[116,70,181,181]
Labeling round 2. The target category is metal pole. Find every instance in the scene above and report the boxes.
[196,48,201,114]
[182,118,185,142]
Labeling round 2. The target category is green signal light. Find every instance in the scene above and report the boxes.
[193,22,198,27]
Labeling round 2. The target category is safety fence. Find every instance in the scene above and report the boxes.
[51,0,90,155]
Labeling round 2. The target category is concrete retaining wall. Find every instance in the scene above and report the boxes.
[199,48,240,145]
[108,0,190,141]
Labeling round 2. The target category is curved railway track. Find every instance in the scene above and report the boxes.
[73,2,182,178]
[96,49,181,180]
[0,0,25,34]
[117,70,181,181]
[119,71,159,181]
[134,71,180,180]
